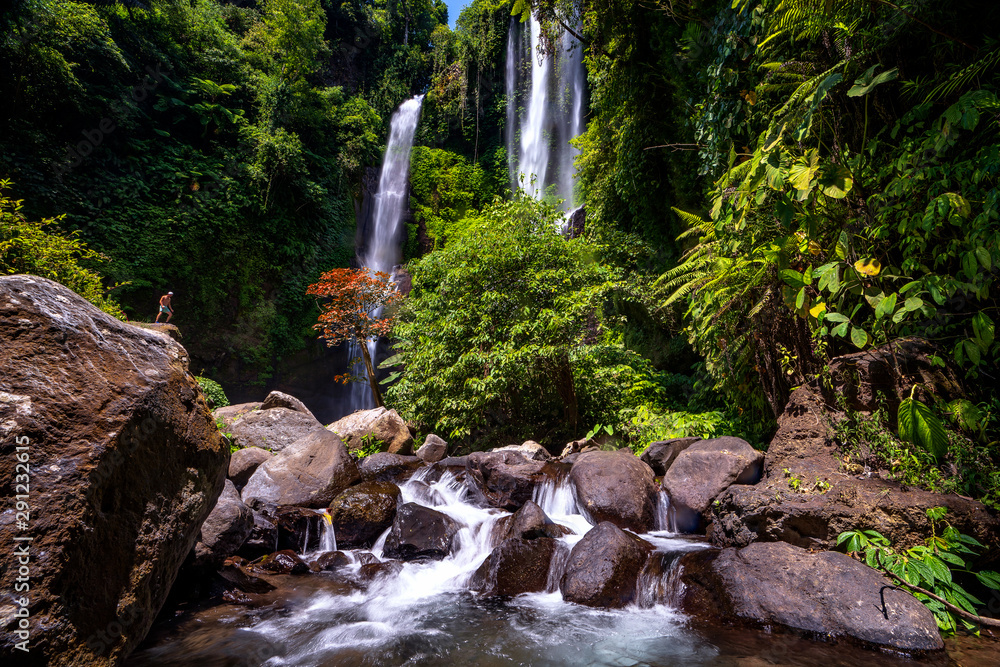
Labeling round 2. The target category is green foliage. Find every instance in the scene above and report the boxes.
[0,180,124,319]
[409,147,490,248]
[388,194,658,448]
[196,376,230,409]
[356,433,388,458]
[838,510,1000,634]
[898,386,949,461]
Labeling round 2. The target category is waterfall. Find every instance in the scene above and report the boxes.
[320,511,337,552]
[347,95,424,413]
[506,14,586,211]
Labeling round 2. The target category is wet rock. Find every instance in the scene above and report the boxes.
[312,551,352,572]
[355,551,379,566]
[677,541,943,651]
[358,452,424,483]
[560,522,653,608]
[257,550,310,575]
[415,433,448,463]
[273,506,325,553]
[383,503,459,561]
[213,401,261,430]
[359,560,404,582]
[237,508,279,560]
[639,438,701,477]
[228,406,326,453]
[570,450,659,532]
[423,456,470,483]
[492,500,572,545]
[193,480,255,566]
[241,429,360,508]
[228,446,273,490]
[260,390,316,420]
[0,275,229,666]
[329,406,414,455]
[218,557,276,595]
[468,450,549,511]
[662,437,764,532]
[328,481,401,548]
[471,537,559,597]
[492,440,550,461]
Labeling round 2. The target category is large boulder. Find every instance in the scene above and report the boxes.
[569,450,659,532]
[677,541,943,651]
[328,407,413,455]
[213,402,261,430]
[259,390,316,420]
[0,275,229,666]
[492,500,572,545]
[414,434,448,463]
[227,406,326,453]
[193,480,254,566]
[470,537,560,597]
[383,503,459,561]
[358,452,424,483]
[559,522,653,608]
[709,383,1000,551]
[639,438,701,477]
[467,450,550,511]
[227,447,273,490]
[661,437,764,532]
[491,440,550,461]
[327,481,401,548]
[240,429,361,508]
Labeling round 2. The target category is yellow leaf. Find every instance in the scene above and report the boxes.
[854,258,881,277]
[810,302,827,318]
[808,241,822,255]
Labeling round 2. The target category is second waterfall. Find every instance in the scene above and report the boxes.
[506,15,586,212]
[348,95,424,413]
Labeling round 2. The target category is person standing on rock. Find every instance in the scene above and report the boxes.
[155,291,174,323]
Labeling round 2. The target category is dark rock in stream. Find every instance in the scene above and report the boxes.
[570,450,659,532]
[492,500,572,545]
[218,557,276,595]
[359,560,405,581]
[256,550,310,575]
[0,275,229,666]
[358,452,424,483]
[193,479,254,566]
[677,541,944,652]
[312,551,352,572]
[383,503,459,561]
[471,537,559,597]
[328,480,401,548]
[467,450,550,510]
[560,522,653,608]
[238,508,280,560]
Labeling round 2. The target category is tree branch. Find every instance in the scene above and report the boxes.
[873,552,1000,630]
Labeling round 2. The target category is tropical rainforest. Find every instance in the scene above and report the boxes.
[2,0,999,510]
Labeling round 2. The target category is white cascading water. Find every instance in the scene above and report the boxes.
[507,14,586,212]
[347,95,425,413]
[135,469,715,665]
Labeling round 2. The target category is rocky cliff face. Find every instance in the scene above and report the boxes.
[0,275,229,666]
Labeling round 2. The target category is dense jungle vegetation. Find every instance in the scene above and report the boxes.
[2,0,999,506]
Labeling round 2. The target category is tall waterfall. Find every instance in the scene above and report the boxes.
[506,15,586,211]
[348,95,424,413]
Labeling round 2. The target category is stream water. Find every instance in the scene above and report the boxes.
[129,471,938,667]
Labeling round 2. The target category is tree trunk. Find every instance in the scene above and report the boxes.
[360,341,384,408]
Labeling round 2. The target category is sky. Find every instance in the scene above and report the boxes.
[444,0,468,28]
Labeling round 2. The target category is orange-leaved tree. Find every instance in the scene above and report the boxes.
[306,268,400,407]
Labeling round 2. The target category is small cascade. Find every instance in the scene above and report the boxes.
[347,95,425,412]
[319,510,337,552]
[654,488,677,533]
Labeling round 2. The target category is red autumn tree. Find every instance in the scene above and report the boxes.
[306,267,399,407]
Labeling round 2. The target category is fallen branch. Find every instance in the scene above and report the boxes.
[873,552,1000,630]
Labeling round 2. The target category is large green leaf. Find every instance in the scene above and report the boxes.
[898,395,949,461]
[847,65,899,97]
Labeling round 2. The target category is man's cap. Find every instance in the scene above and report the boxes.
[168,291,173,295]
